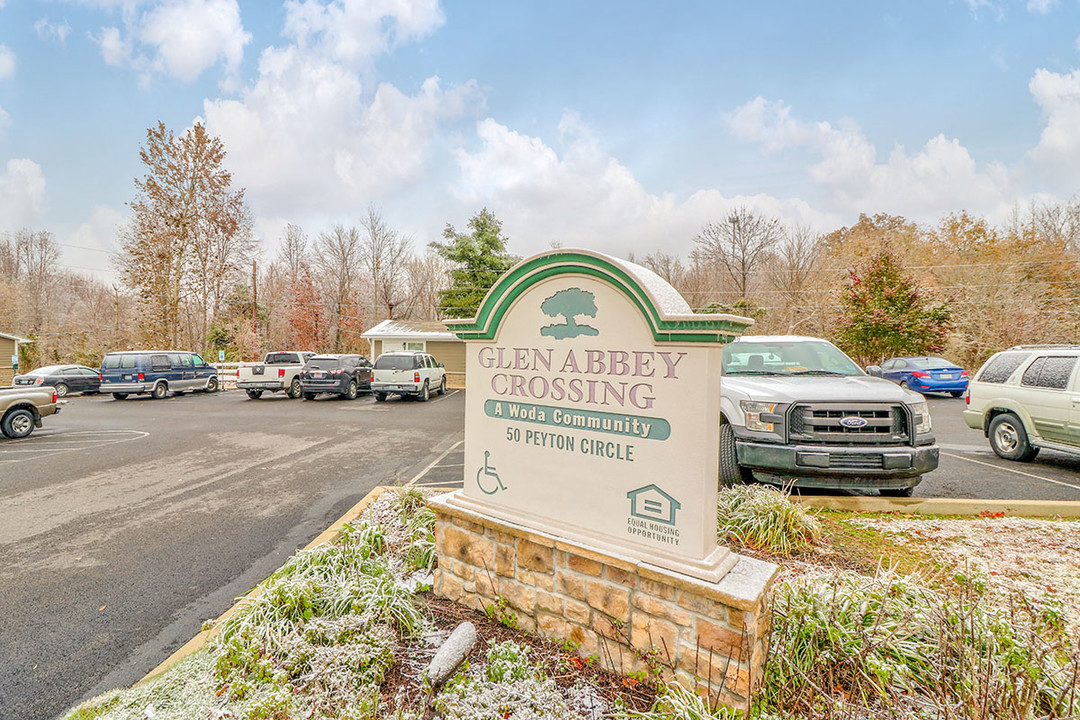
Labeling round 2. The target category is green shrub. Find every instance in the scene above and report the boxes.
[716,484,821,554]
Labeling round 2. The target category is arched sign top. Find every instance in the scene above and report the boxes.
[445,249,754,343]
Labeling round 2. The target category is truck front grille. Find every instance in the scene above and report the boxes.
[788,403,909,445]
[827,453,885,469]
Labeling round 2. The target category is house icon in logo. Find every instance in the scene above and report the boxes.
[626,484,681,526]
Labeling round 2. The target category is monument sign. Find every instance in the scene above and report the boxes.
[441,249,753,581]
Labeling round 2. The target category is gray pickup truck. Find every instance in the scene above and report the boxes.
[0,385,60,438]
[720,336,939,496]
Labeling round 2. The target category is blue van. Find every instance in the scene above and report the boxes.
[99,351,219,400]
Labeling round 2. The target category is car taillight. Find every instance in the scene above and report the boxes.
[414,371,421,383]
[966,392,970,405]
[138,372,145,381]
[279,368,285,377]
[52,392,58,403]
[331,368,343,375]
[34,376,43,385]
[911,371,930,378]
[236,369,240,377]
[961,370,969,377]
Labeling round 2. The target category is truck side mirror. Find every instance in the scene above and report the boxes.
[865,365,882,376]
[438,362,444,367]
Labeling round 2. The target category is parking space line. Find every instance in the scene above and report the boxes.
[941,451,1080,491]
[404,439,464,487]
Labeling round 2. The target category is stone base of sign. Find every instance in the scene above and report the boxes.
[429,491,779,711]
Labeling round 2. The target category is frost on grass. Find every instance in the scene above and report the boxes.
[434,640,581,720]
[845,514,1080,632]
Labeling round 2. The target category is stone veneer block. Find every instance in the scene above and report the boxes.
[429,494,778,712]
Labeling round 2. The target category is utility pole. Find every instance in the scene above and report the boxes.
[252,260,258,360]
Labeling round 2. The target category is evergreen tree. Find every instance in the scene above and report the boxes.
[429,208,517,319]
[835,249,952,365]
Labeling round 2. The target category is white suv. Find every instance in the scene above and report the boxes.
[371,352,447,402]
[963,345,1080,461]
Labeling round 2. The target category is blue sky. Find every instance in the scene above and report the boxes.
[1,0,1079,281]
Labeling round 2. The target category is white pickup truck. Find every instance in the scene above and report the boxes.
[236,351,315,399]
[720,336,939,496]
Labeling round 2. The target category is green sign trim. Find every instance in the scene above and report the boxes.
[485,399,671,441]
[447,251,752,344]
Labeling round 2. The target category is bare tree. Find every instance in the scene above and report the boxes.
[693,207,784,302]
[360,206,413,319]
[315,224,364,352]
[765,224,821,332]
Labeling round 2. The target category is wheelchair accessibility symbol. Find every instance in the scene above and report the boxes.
[476,450,506,495]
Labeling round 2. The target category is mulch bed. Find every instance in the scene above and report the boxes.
[379,594,658,716]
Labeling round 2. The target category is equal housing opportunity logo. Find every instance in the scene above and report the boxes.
[626,484,681,546]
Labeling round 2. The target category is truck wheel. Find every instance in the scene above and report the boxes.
[206,376,219,392]
[151,382,168,400]
[718,423,742,486]
[418,381,429,402]
[287,377,301,399]
[112,393,128,400]
[989,413,1039,462]
[375,392,387,402]
[1,408,35,439]
[345,380,358,400]
[246,389,263,400]
[437,376,447,395]
[881,487,915,497]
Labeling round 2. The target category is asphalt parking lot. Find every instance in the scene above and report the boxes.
[0,387,464,720]
[3,388,1080,720]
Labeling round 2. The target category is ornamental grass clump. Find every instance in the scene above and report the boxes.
[716,484,821,555]
[762,566,1080,719]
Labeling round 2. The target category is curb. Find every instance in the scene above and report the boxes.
[138,485,395,684]
[790,495,1080,518]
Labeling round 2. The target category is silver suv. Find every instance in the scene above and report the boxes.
[370,352,447,402]
[963,345,1080,461]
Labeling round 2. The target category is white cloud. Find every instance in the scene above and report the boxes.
[0,45,14,80]
[1027,0,1058,13]
[202,1,478,221]
[282,0,444,68]
[63,204,126,279]
[451,113,839,259]
[1027,68,1080,186]
[726,96,1013,222]
[35,18,72,43]
[0,159,47,229]
[95,0,250,88]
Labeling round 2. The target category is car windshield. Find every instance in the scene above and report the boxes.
[374,355,419,370]
[305,357,340,370]
[907,357,953,369]
[723,340,863,376]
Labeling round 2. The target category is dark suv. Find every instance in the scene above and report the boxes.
[298,354,372,400]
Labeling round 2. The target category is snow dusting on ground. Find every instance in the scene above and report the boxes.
[845,515,1080,627]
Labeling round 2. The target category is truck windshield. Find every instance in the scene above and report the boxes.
[723,341,863,376]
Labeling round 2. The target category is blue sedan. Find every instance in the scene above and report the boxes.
[867,356,969,397]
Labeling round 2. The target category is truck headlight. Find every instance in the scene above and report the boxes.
[740,401,777,432]
[911,401,932,434]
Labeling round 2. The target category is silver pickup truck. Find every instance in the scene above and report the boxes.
[236,351,315,399]
[0,385,60,438]
[720,336,939,496]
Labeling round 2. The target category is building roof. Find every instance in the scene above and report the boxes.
[361,319,461,342]
[0,332,32,343]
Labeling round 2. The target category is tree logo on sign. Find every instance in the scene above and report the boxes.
[540,288,599,339]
